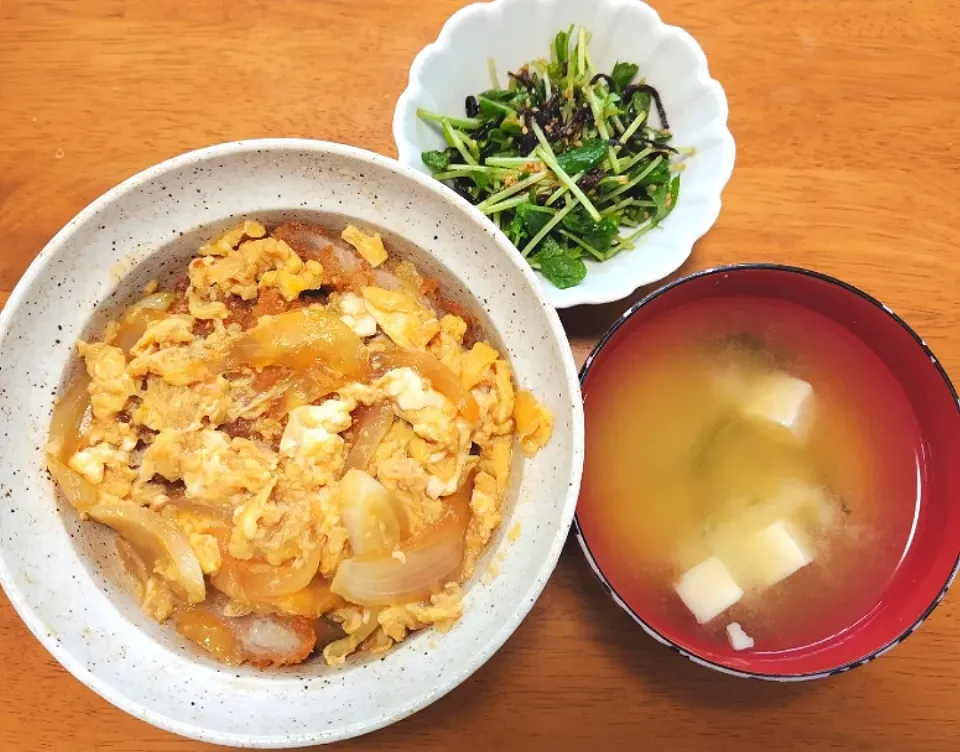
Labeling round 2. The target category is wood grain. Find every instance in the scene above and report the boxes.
[2,1,959,749]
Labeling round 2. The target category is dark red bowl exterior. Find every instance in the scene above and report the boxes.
[576,265,960,680]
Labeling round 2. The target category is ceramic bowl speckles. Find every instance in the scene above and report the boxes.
[0,140,584,747]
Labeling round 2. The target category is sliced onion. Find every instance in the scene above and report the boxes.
[343,400,395,473]
[131,291,177,311]
[47,453,99,514]
[48,373,91,458]
[281,369,342,413]
[226,307,368,378]
[330,524,461,607]
[116,537,150,600]
[88,503,206,603]
[339,469,406,555]
[114,309,166,353]
[330,474,473,606]
[372,350,480,424]
[163,501,232,527]
[113,302,172,353]
[211,540,323,603]
[47,372,98,513]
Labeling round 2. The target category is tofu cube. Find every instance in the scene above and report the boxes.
[743,519,813,591]
[726,622,755,651]
[739,371,815,442]
[674,557,744,624]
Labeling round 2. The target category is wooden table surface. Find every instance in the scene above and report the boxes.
[2,0,959,749]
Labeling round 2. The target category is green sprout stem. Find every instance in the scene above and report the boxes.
[545,171,585,207]
[608,219,656,255]
[604,155,664,200]
[417,108,482,131]
[530,121,601,221]
[474,170,549,211]
[484,156,544,168]
[481,194,532,215]
[584,85,620,173]
[488,57,500,89]
[520,197,578,256]
[558,229,605,261]
[442,120,478,166]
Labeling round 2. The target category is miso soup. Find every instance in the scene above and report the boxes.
[579,295,922,655]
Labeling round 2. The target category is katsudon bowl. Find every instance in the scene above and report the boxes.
[0,140,584,746]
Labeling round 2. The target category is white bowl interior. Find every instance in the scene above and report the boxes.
[393,0,735,307]
[0,140,582,747]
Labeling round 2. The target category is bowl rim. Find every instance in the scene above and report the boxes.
[0,138,585,745]
[391,0,737,309]
[574,262,960,681]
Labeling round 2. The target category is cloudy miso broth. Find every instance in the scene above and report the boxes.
[580,295,922,655]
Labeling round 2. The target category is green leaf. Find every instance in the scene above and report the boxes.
[516,203,555,236]
[555,139,607,175]
[623,204,653,224]
[630,90,651,117]
[480,89,515,103]
[649,174,681,220]
[472,171,492,191]
[639,159,671,186]
[534,236,568,261]
[421,150,451,172]
[500,112,525,135]
[656,174,681,220]
[505,213,527,245]
[611,61,639,89]
[561,207,620,250]
[477,99,506,121]
[534,236,587,289]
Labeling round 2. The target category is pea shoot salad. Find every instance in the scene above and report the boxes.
[417,26,693,290]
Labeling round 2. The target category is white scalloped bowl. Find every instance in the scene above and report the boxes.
[0,140,583,746]
[393,0,736,308]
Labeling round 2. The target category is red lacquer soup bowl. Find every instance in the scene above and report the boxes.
[575,264,960,680]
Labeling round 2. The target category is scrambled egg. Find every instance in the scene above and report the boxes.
[378,582,464,642]
[52,220,554,669]
[134,376,231,431]
[362,287,440,350]
[77,341,136,421]
[190,232,322,303]
[341,225,388,268]
[130,315,197,357]
[280,400,355,488]
[334,292,378,338]
[140,428,278,504]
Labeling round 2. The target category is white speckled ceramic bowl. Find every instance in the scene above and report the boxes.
[393,0,736,308]
[0,140,584,747]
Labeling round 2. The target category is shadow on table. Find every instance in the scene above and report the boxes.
[559,536,811,711]
[556,254,699,352]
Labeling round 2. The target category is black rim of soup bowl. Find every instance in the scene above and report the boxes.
[574,263,960,681]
